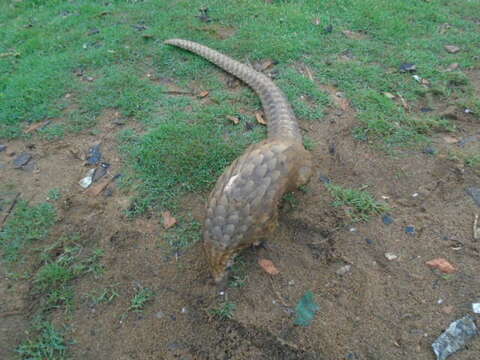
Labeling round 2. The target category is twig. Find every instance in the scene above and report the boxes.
[0,192,21,228]
[474,214,479,241]
[0,310,23,318]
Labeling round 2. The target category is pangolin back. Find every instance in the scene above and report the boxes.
[164,39,312,283]
[164,38,301,142]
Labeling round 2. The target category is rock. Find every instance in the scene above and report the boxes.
[466,187,480,207]
[79,168,95,189]
[472,303,480,314]
[336,265,352,276]
[86,144,102,165]
[0,144,6,152]
[92,163,109,182]
[382,214,394,225]
[12,152,32,168]
[385,252,398,261]
[399,63,416,73]
[432,315,478,360]
[444,45,460,54]
[319,175,331,184]
[405,226,416,235]
[420,107,433,112]
[423,146,437,155]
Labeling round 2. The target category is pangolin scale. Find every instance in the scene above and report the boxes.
[165,39,313,283]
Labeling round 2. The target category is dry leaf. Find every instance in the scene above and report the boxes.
[24,120,51,134]
[162,211,177,229]
[443,135,459,144]
[444,45,460,54]
[384,92,396,99]
[258,258,279,275]
[197,90,209,98]
[226,115,240,125]
[255,111,267,125]
[426,258,457,274]
[397,93,410,111]
[313,18,321,26]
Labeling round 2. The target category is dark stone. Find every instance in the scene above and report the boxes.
[405,226,416,235]
[382,214,394,225]
[423,146,437,155]
[399,63,417,73]
[0,144,6,152]
[12,152,32,168]
[420,107,433,112]
[319,175,331,184]
[86,144,102,165]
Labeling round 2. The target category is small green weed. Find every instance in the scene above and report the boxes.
[209,301,236,320]
[327,184,389,222]
[0,201,56,262]
[47,188,62,201]
[164,217,202,250]
[35,245,104,312]
[128,287,154,312]
[16,322,69,360]
[87,286,120,306]
[228,256,248,288]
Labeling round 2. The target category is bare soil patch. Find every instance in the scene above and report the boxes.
[1,72,479,359]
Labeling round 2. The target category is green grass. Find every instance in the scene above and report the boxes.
[326,184,389,222]
[86,285,120,306]
[1,0,479,211]
[16,321,69,360]
[128,286,154,312]
[34,244,104,312]
[164,216,202,250]
[209,301,236,320]
[0,201,57,262]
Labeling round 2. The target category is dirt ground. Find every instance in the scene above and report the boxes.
[1,70,479,360]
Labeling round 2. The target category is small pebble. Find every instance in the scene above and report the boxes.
[349,227,356,232]
[399,63,416,73]
[336,265,352,276]
[437,298,444,305]
[319,175,331,184]
[181,307,187,313]
[288,280,295,286]
[412,192,419,197]
[472,303,480,314]
[13,152,32,168]
[444,45,460,54]
[405,226,416,235]
[365,238,374,245]
[382,214,394,225]
[423,146,437,155]
[385,252,398,261]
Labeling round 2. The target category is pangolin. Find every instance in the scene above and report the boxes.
[164,39,313,283]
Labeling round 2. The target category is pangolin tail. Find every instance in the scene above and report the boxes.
[164,38,302,142]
